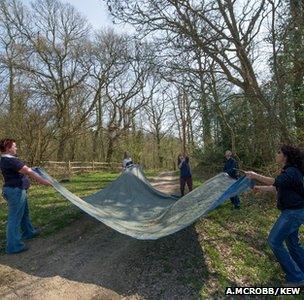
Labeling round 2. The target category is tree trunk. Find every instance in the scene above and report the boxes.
[245,88,273,162]
[155,131,163,168]
[290,0,304,139]
[106,137,115,163]
[200,95,213,152]
[196,51,213,152]
[57,137,67,161]
[181,91,187,154]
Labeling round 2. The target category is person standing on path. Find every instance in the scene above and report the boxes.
[178,154,193,196]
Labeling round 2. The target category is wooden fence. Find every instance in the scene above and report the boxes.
[43,161,122,178]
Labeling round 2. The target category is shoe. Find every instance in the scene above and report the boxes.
[22,229,41,240]
[7,246,29,254]
[283,280,304,287]
[231,206,241,210]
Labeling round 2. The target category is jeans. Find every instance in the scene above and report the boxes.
[180,176,193,196]
[230,196,240,208]
[268,209,304,283]
[2,187,36,253]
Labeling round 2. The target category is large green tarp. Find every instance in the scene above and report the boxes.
[34,166,253,240]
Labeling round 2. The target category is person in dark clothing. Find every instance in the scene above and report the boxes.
[178,154,193,196]
[245,145,304,287]
[122,151,133,170]
[223,150,240,209]
[0,138,51,254]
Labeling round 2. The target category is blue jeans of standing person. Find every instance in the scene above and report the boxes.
[230,196,240,208]
[2,187,36,253]
[268,209,304,283]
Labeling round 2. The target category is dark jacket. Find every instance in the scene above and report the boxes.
[223,157,238,179]
[273,164,304,210]
[178,156,192,178]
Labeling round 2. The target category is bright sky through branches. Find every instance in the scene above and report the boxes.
[22,0,115,29]
[60,0,113,29]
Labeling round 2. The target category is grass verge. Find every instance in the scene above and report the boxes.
[0,171,120,251]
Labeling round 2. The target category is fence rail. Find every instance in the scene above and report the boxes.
[42,160,122,178]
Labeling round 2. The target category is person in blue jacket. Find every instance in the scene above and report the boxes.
[223,150,240,209]
[245,145,304,287]
[0,138,51,254]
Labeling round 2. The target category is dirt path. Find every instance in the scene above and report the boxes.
[0,172,206,300]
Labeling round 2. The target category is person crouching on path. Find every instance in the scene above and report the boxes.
[0,138,51,254]
[245,145,304,287]
[178,154,193,197]
[223,150,241,210]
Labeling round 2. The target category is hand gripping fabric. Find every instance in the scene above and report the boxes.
[33,166,254,240]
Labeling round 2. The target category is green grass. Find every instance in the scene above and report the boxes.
[1,170,303,298]
[191,175,304,297]
[193,177,203,189]
[0,171,120,250]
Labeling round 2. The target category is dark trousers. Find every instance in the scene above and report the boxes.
[230,196,240,208]
[180,176,193,196]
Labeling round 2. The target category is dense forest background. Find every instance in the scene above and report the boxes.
[0,0,303,171]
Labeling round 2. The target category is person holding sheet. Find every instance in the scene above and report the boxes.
[0,138,51,254]
[245,145,304,287]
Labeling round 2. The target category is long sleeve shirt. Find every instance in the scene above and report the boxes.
[273,164,304,210]
[223,157,238,179]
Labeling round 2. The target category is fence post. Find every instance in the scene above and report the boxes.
[68,160,71,177]
[92,160,95,171]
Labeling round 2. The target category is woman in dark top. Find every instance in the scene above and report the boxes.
[178,154,193,196]
[245,145,304,286]
[0,138,51,254]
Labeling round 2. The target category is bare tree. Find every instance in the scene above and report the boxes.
[143,78,173,167]
[1,0,101,160]
[289,0,304,138]
[106,0,293,157]
[100,38,154,162]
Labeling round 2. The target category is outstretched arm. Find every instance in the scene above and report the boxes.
[245,171,275,186]
[253,185,276,193]
[19,166,52,186]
